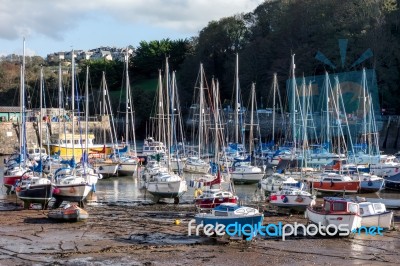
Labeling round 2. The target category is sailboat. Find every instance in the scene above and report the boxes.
[91,72,119,177]
[113,49,139,176]
[229,55,264,184]
[194,78,238,209]
[183,63,211,174]
[16,60,54,209]
[145,57,187,203]
[52,58,97,208]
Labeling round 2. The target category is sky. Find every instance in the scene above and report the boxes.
[0,0,264,57]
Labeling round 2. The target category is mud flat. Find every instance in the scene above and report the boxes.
[0,200,399,266]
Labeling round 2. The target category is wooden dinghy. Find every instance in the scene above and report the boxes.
[48,204,89,222]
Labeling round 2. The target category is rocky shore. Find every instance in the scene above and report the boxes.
[0,199,399,265]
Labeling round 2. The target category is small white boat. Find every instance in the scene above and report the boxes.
[260,173,304,194]
[145,171,187,204]
[183,157,210,174]
[358,201,393,229]
[268,188,316,212]
[231,163,264,184]
[306,197,362,235]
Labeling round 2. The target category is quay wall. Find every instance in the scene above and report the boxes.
[0,118,111,155]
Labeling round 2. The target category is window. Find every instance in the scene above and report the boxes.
[332,202,346,211]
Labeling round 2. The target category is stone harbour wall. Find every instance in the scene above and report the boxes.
[0,119,111,155]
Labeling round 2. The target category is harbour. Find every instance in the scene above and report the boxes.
[1,160,400,265]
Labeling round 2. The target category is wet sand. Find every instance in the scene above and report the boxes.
[0,198,399,266]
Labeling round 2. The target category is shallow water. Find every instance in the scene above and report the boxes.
[1,157,400,207]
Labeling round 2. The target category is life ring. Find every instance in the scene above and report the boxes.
[295,196,304,203]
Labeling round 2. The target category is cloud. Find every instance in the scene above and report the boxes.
[0,0,263,41]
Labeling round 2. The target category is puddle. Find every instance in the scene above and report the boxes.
[129,232,208,245]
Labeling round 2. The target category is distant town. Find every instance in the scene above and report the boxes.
[0,46,135,63]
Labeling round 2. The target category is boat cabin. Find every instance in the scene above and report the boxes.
[142,137,166,155]
[359,202,387,216]
[27,147,47,161]
[198,189,235,199]
[50,133,96,146]
[322,197,360,215]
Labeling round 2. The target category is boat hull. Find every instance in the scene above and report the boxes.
[359,179,384,193]
[117,163,137,176]
[95,163,119,177]
[361,212,393,229]
[269,195,316,212]
[312,181,360,194]
[146,180,187,199]
[53,183,92,203]
[16,184,53,205]
[48,145,112,159]
[231,173,264,185]
[306,207,361,234]
[48,205,89,221]
[195,213,264,227]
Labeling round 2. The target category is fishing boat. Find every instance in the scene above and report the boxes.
[268,187,316,212]
[47,133,112,159]
[311,172,360,194]
[48,204,89,222]
[358,201,393,229]
[194,203,264,227]
[305,197,361,235]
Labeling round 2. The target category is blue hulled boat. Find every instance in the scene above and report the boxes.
[194,203,264,227]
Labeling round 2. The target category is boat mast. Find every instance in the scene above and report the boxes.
[249,83,255,155]
[58,62,62,143]
[362,68,367,146]
[71,49,75,158]
[165,57,171,153]
[234,53,239,144]
[102,72,106,149]
[39,66,43,174]
[325,72,330,150]
[20,39,26,165]
[198,64,204,158]
[272,73,277,143]
[85,66,89,160]
[125,50,130,151]
[291,54,296,150]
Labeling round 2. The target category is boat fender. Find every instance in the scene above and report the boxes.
[295,196,304,203]
[368,180,373,186]
[195,188,203,198]
[282,195,288,203]
[69,187,76,193]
